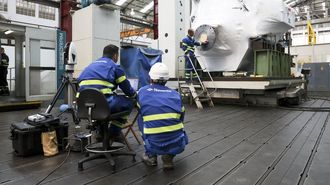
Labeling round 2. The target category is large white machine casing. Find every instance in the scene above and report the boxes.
[191,0,295,72]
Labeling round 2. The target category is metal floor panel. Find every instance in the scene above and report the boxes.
[1,100,330,185]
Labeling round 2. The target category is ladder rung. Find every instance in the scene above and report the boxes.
[180,84,201,88]
[198,98,211,102]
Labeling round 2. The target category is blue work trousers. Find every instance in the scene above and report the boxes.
[107,95,134,136]
[138,117,188,157]
[184,53,199,80]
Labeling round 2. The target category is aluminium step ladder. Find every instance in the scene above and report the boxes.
[178,55,215,109]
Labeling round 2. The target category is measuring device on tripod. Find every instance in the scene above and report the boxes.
[42,42,79,124]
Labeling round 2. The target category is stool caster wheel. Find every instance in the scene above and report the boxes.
[132,155,136,162]
[78,163,83,171]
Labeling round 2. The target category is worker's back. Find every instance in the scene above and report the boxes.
[77,57,135,98]
[138,84,188,155]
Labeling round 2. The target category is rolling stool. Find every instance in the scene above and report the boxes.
[76,88,136,172]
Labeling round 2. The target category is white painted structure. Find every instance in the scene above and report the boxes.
[0,1,59,101]
[157,0,190,78]
[72,4,120,77]
[0,1,59,28]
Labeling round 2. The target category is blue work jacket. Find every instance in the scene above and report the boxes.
[181,35,201,55]
[137,84,188,155]
[77,57,136,98]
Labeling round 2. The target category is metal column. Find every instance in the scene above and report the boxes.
[15,36,25,97]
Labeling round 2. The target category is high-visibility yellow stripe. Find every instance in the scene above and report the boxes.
[79,80,114,87]
[181,106,185,112]
[76,93,80,98]
[116,76,126,83]
[100,88,112,94]
[144,123,184,134]
[143,113,181,122]
[185,48,195,52]
[182,43,195,51]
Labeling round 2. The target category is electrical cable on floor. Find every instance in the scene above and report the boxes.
[35,143,71,185]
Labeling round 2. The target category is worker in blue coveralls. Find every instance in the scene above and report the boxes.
[137,63,188,170]
[77,44,136,141]
[181,29,208,82]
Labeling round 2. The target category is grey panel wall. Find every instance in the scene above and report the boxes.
[303,63,330,92]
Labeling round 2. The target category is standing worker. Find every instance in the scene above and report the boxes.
[137,63,188,170]
[181,29,208,82]
[77,44,136,140]
[0,47,9,96]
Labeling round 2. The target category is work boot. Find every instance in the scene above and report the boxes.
[161,154,175,170]
[142,153,157,166]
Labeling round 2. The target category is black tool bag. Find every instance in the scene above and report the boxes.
[10,122,43,156]
[10,120,69,157]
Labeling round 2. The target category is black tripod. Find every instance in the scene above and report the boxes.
[45,73,79,124]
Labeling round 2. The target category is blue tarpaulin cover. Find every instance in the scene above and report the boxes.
[120,47,163,89]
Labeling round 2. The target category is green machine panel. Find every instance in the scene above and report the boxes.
[254,49,292,77]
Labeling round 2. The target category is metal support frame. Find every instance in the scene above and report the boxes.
[177,55,215,109]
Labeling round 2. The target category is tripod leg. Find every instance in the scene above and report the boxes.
[45,77,69,114]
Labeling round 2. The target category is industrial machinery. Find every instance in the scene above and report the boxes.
[158,0,305,106]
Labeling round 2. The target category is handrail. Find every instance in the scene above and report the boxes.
[194,56,217,96]
[177,55,217,96]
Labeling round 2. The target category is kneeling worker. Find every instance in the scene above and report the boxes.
[137,63,188,170]
[77,44,136,139]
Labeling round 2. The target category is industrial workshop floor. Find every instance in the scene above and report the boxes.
[1,99,330,185]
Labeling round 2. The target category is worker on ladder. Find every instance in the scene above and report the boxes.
[181,29,208,82]
[137,63,188,170]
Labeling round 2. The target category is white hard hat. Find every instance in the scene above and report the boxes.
[149,63,170,80]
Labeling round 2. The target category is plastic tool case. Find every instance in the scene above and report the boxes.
[10,118,69,157]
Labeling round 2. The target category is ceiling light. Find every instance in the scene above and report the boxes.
[4,30,14,35]
[116,0,127,6]
[130,8,135,15]
[140,1,154,13]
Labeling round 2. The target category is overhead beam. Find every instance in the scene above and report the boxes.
[120,27,152,38]
[120,15,153,28]
[23,0,60,8]
[122,0,135,11]
[295,17,330,26]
